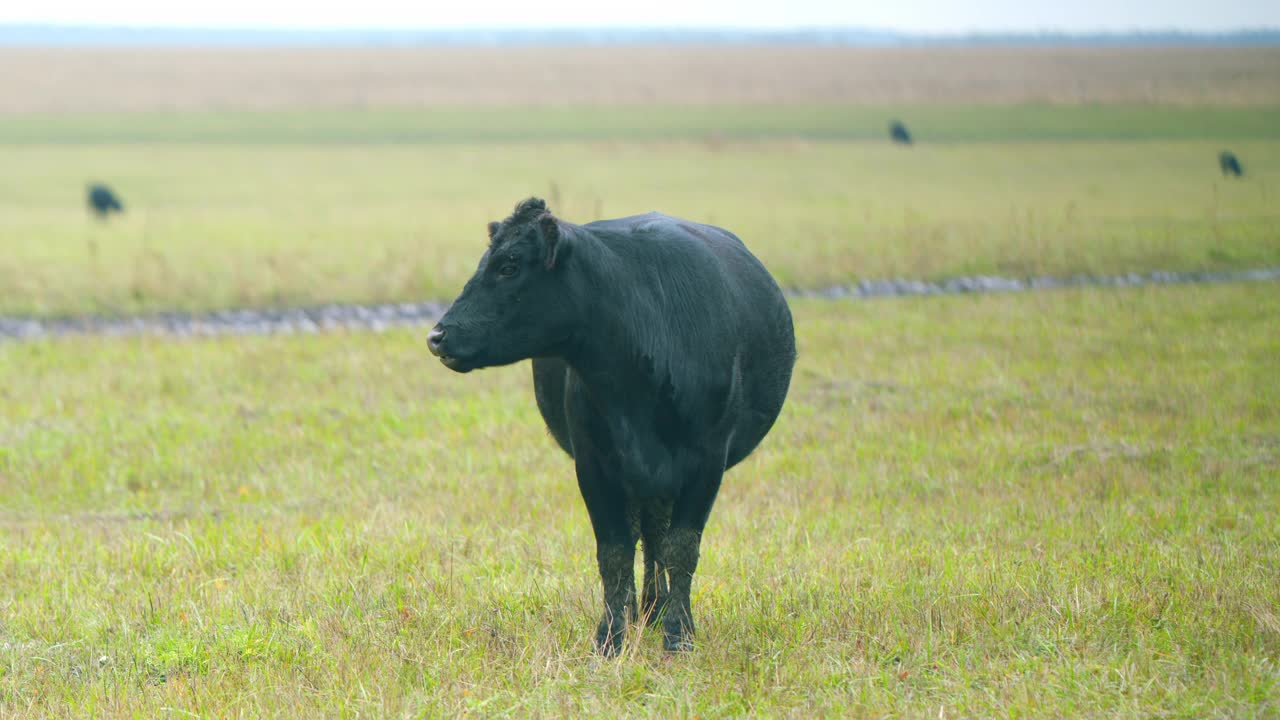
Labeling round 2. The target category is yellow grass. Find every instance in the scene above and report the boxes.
[1,45,1278,113]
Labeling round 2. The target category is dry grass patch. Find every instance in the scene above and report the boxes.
[1,45,1278,113]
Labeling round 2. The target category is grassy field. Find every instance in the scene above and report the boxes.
[2,44,1280,313]
[3,46,1278,318]
[1,107,1278,317]
[1,284,1277,717]
[1,44,1277,718]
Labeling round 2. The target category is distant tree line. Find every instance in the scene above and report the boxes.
[0,24,1277,47]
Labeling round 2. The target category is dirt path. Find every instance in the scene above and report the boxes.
[3,267,1277,342]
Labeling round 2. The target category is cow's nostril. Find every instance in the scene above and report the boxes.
[427,326,446,354]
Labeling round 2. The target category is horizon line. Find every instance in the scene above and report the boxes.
[3,23,1279,37]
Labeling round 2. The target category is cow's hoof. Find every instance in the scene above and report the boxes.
[595,618,626,657]
[662,615,695,652]
[662,633,695,652]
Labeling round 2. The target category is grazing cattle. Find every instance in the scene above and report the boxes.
[428,198,796,655]
[1219,151,1244,178]
[87,184,124,218]
[890,120,913,145]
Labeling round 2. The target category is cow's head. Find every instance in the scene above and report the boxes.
[428,197,575,373]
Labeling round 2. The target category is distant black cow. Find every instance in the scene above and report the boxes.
[1219,151,1243,178]
[428,198,796,655]
[890,120,913,145]
[87,184,124,218]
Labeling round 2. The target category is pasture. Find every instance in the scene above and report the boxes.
[3,286,1278,716]
[1,44,1278,717]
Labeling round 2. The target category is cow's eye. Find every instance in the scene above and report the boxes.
[498,263,519,278]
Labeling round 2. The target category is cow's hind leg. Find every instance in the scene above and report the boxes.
[640,502,672,627]
[661,455,726,652]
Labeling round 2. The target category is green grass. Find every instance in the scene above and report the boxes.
[2,283,1277,717]
[4,106,1280,144]
[2,133,1278,317]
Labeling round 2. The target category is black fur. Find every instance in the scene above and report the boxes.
[890,120,912,145]
[1219,151,1243,178]
[429,198,797,655]
[87,183,124,218]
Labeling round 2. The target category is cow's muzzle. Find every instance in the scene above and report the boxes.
[427,324,471,372]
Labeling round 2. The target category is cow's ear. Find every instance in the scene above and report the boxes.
[536,212,564,270]
[487,221,502,240]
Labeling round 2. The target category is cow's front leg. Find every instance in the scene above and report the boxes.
[575,452,636,657]
[594,541,636,655]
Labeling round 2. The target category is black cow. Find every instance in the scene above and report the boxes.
[87,184,124,218]
[1219,151,1243,178]
[890,120,912,145]
[428,198,796,655]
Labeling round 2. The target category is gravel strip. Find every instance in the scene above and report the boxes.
[2,267,1278,342]
[789,267,1280,299]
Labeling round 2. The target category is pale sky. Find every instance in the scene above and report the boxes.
[1,0,1277,33]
